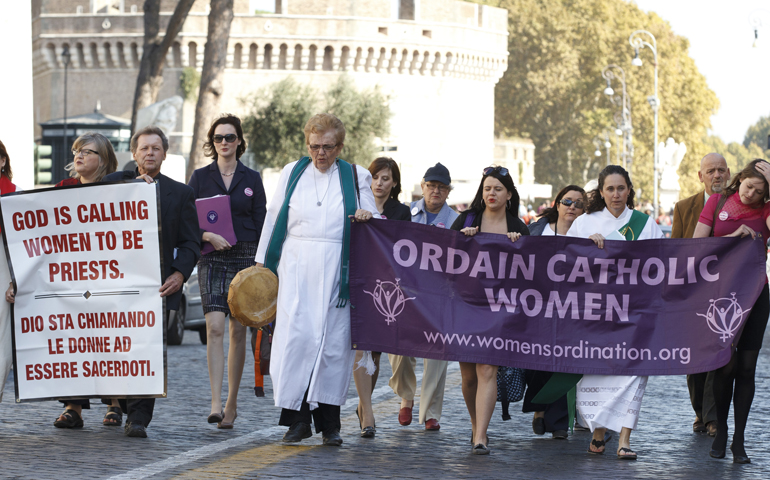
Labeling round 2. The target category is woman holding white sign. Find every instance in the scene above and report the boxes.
[0,140,17,403]
[188,114,267,429]
[566,165,663,459]
[450,165,529,455]
[692,159,770,464]
[11,133,120,428]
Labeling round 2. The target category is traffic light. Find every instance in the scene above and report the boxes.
[35,144,53,184]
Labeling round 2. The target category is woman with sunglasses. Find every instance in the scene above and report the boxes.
[188,114,267,428]
[522,185,586,439]
[566,165,663,460]
[450,165,529,455]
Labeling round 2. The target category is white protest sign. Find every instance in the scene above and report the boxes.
[1,182,165,401]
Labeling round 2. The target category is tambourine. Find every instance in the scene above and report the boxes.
[227,266,278,328]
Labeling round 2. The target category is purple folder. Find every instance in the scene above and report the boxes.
[196,195,237,255]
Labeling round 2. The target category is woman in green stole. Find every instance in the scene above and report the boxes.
[255,113,378,446]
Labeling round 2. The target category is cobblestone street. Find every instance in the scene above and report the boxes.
[2,325,770,479]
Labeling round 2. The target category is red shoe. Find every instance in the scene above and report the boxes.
[425,418,440,430]
[398,401,413,426]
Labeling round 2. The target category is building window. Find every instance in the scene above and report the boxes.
[399,0,414,20]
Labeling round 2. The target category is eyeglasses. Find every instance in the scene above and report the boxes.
[72,148,99,157]
[424,182,449,193]
[559,199,585,209]
[213,134,238,144]
[309,144,339,152]
[483,166,509,177]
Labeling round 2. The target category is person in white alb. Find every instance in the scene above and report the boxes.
[567,165,664,460]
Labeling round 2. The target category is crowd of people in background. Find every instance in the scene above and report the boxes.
[0,114,767,464]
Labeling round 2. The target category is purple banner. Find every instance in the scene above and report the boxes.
[349,220,767,375]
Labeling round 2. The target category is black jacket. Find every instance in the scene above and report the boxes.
[381,198,411,221]
[450,209,530,235]
[188,160,267,244]
[103,169,201,311]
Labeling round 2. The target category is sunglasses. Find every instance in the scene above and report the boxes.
[559,199,584,209]
[309,144,339,152]
[213,134,238,144]
[483,166,509,177]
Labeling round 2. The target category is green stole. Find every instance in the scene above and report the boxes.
[532,208,651,429]
[263,157,358,308]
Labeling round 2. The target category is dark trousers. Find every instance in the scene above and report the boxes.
[687,371,717,424]
[118,398,155,427]
[522,370,569,432]
[279,390,340,435]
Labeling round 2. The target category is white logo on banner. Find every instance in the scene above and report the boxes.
[364,278,415,325]
[696,293,751,342]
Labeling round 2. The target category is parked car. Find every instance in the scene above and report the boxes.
[167,266,207,345]
[659,224,672,238]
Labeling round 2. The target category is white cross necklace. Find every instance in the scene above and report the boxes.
[314,164,336,206]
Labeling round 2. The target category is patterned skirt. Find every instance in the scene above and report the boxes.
[197,241,258,316]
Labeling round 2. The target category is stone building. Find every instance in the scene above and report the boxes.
[32,0,509,195]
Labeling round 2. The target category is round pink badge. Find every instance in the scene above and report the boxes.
[244,188,253,197]
[718,211,728,221]
[437,222,446,228]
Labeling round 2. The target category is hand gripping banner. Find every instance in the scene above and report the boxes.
[1,182,166,402]
[349,220,767,376]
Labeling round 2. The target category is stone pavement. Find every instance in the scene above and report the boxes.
[2,326,770,479]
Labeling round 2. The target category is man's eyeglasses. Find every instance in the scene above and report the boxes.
[213,134,238,144]
[309,144,339,152]
[424,182,449,193]
[72,148,99,157]
[483,166,509,177]
[559,199,584,209]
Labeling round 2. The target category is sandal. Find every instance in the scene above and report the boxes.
[103,406,123,426]
[588,438,606,454]
[54,409,84,429]
[617,447,637,460]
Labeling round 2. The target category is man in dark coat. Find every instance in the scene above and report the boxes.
[103,126,200,437]
[671,152,729,436]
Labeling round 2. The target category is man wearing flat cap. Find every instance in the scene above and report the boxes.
[388,162,458,431]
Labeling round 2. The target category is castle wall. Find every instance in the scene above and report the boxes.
[33,0,508,195]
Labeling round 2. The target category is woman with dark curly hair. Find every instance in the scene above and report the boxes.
[567,165,663,460]
[523,185,586,440]
[450,165,529,455]
[693,159,770,464]
[0,140,16,405]
[188,114,267,429]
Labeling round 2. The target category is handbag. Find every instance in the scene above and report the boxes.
[497,366,525,402]
[259,323,273,376]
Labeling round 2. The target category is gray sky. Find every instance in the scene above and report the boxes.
[614,0,769,145]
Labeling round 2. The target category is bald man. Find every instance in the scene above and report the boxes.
[672,152,729,437]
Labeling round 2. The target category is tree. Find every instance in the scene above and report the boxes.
[131,0,195,132]
[743,113,770,151]
[186,0,235,179]
[242,76,390,170]
[472,0,719,200]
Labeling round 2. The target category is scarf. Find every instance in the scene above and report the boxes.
[263,157,358,307]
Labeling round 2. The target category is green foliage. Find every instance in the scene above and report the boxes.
[704,134,766,176]
[242,76,390,169]
[473,0,719,200]
[179,67,200,101]
[743,114,770,151]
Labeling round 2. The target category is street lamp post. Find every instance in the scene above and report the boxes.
[601,64,633,174]
[629,30,660,216]
[62,45,71,175]
[749,10,770,48]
